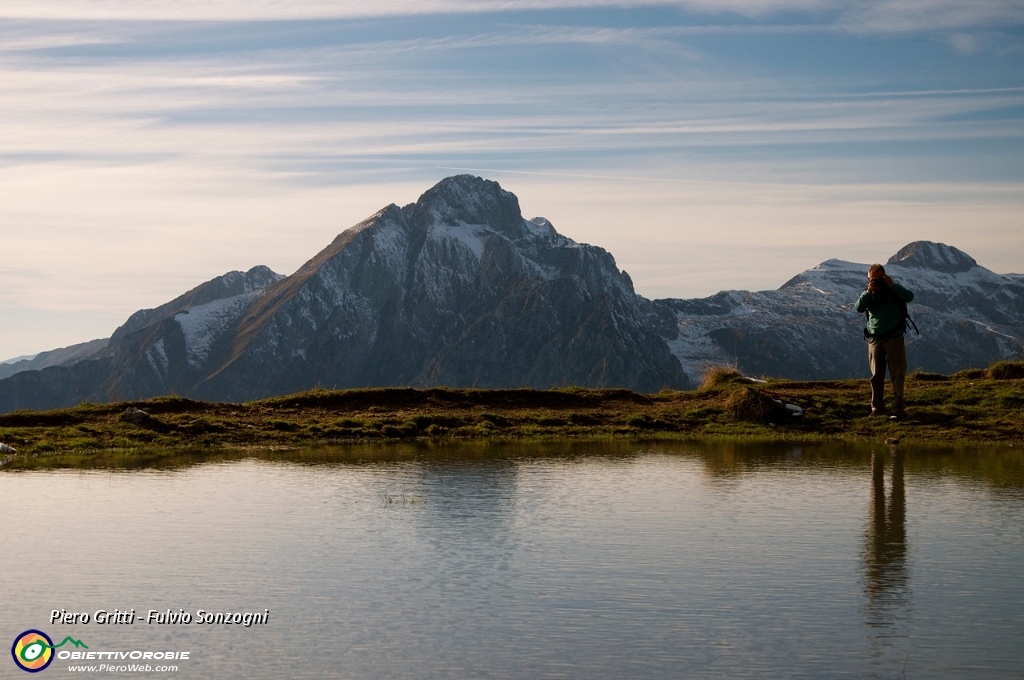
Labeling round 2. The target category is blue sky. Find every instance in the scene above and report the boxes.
[1,0,1023,359]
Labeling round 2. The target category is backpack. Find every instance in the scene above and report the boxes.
[863,286,919,340]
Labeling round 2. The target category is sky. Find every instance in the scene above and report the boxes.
[1,0,1023,361]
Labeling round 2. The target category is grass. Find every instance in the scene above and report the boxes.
[989,361,1024,380]
[725,387,790,423]
[0,361,1022,469]
[699,365,746,390]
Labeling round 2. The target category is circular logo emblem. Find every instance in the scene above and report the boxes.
[11,630,54,673]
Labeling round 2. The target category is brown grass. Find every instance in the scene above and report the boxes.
[700,365,745,390]
[988,361,1024,380]
[725,387,784,422]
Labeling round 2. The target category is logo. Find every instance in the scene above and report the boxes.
[11,631,87,673]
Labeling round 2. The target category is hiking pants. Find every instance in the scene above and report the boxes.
[868,334,906,414]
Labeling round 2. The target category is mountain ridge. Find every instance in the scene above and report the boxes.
[1,180,1022,414]
[657,240,1024,383]
[0,176,687,412]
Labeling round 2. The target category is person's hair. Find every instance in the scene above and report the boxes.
[868,263,886,280]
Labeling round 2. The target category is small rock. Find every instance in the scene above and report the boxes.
[0,443,16,454]
[119,407,151,426]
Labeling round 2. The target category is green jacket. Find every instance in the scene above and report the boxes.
[855,282,914,340]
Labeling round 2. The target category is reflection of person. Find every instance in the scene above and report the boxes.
[855,264,914,419]
[864,450,907,628]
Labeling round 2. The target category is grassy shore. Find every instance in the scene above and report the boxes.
[1,361,1022,468]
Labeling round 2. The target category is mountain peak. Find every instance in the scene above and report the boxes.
[887,241,977,273]
[110,265,283,342]
[409,175,526,238]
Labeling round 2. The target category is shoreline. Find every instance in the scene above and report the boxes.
[2,369,1022,468]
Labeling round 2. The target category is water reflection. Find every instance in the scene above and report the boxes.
[864,449,910,651]
[416,461,520,587]
[4,442,1024,678]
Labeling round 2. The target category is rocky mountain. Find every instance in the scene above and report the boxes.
[0,266,284,384]
[0,338,108,382]
[2,175,1021,414]
[0,176,688,412]
[656,241,1024,384]
[0,266,286,412]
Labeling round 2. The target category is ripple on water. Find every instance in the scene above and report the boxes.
[1,441,1023,678]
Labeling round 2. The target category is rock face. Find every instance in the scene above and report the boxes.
[657,241,1024,383]
[887,241,977,273]
[188,176,687,399]
[4,179,1022,415]
[0,176,689,412]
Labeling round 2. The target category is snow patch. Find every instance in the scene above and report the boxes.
[432,221,486,260]
[145,338,168,379]
[175,292,259,368]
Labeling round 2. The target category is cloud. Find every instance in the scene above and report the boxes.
[836,0,1024,34]
[1,0,1021,34]
[1,2,1023,358]
[0,1,831,22]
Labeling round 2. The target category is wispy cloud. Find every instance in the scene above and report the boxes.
[3,1,1024,34]
[1,3,1022,357]
[2,15,1021,183]
[0,1,832,22]
[836,0,1024,34]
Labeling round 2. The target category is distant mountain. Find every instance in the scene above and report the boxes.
[1,354,36,364]
[3,176,1021,415]
[656,241,1024,383]
[0,267,284,386]
[0,339,107,381]
[0,176,688,412]
[0,266,285,412]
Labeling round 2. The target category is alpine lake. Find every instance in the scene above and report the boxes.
[3,439,1023,679]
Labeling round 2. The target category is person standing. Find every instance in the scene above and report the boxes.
[855,264,914,419]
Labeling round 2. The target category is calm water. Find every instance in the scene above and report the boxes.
[3,441,1023,679]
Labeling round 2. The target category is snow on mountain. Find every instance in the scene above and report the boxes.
[0,266,284,412]
[111,265,283,343]
[174,290,264,368]
[193,175,686,400]
[0,176,687,412]
[3,182,1020,415]
[658,241,1024,383]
